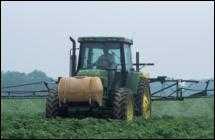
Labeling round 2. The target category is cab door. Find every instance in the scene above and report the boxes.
[124,44,138,93]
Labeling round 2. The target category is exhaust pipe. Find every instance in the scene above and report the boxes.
[69,37,77,76]
[136,51,140,72]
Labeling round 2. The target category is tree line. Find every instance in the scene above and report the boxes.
[1,70,55,94]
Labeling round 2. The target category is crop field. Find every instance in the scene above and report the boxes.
[1,97,214,139]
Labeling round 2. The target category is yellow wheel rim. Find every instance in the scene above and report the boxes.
[126,98,134,121]
[142,89,151,119]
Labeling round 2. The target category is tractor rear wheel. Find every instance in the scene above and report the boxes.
[136,78,151,119]
[112,88,134,121]
[45,92,68,118]
[45,92,59,118]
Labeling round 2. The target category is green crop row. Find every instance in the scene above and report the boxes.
[1,98,214,139]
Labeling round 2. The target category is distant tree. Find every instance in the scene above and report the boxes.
[1,70,55,92]
[27,70,53,82]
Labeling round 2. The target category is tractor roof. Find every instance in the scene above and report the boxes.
[78,37,133,45]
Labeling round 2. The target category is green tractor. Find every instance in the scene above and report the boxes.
[46,37,152,121]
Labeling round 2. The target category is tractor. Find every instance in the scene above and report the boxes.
[45,36,153,121]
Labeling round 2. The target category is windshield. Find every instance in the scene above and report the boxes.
[81,42,121,70]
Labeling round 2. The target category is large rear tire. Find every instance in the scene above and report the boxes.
[112,88,134,121]
[45,93,59,118]
[45,92,68,118]
[136,78,151,119]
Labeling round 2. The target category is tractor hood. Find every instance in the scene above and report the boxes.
[77,69,108,87]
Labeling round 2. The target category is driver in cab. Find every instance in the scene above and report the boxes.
[94,48,116,69]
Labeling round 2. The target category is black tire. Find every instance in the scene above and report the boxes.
[135,78,151,119]
[112,88,134,121]
[45,93,59,118]
[58,103,69,117]
[45,92,68,118]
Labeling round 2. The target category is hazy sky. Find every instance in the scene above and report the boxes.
[1,1,214,80]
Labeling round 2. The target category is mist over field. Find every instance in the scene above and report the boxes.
[2,70,214,97]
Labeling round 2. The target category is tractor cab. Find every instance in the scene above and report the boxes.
[77,37,133,72]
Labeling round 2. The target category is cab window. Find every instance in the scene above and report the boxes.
[124,44,133,71]
[81,42,122,70]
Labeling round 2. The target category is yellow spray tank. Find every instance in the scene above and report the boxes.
[58,76,103,106]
